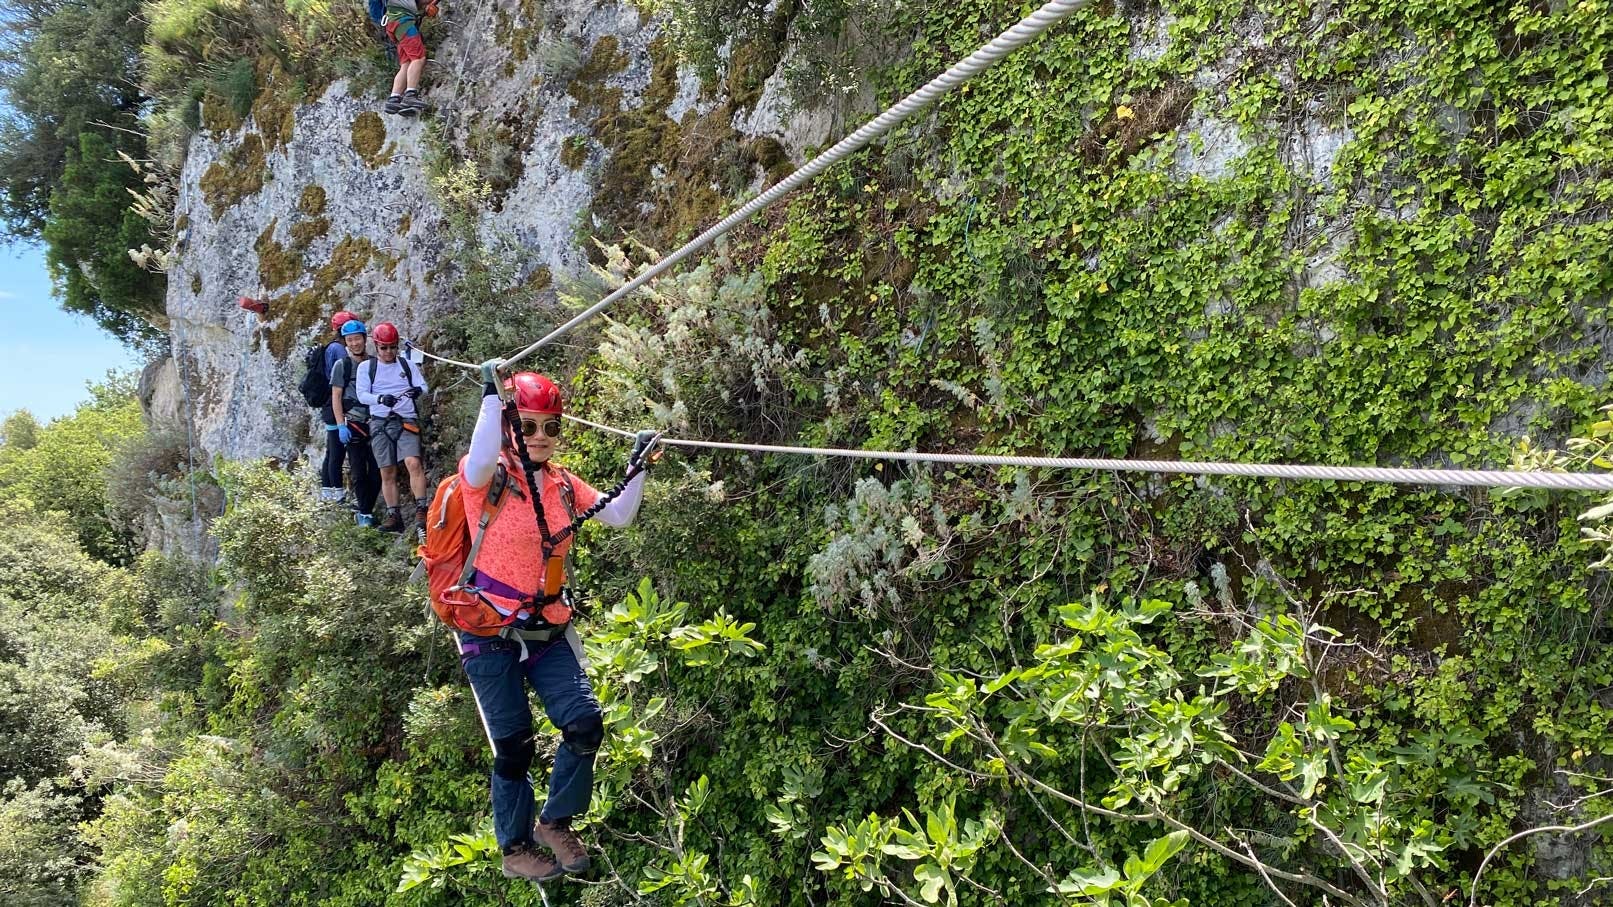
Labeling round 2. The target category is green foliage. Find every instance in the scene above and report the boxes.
[552,1,1613,903]
[0,373,145,563]
[0,779,89,906]
[0,481,157,906]
[0,0,147,237]
[0,0,163,345]
[42,132,165,345]
[0,411,41,451]
[21,0,1613,905]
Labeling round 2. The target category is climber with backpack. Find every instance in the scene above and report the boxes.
[380,0,440,116]
[303,310,358,503]
[355,321,431,535]
[415,358,658,883]
[329,320,382,527]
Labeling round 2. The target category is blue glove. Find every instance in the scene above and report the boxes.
[378,394,398,407]
[338,424,352,445]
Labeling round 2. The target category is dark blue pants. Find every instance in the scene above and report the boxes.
[460,628,602,851]
[321,425,347,489]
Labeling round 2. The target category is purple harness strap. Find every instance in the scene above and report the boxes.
[471,569,531,604]
[458,635,561,665]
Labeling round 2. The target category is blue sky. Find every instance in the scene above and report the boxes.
[0,242,140,422]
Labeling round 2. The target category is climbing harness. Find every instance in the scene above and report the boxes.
[501,399,654,630]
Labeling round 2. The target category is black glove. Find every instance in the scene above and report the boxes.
[378,394,398,407]
[630,430,661,469]
[403,387,423,400]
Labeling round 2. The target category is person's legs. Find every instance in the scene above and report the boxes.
[528,636,602,822]
[390,64,408,97]
[405,455,427,500]
[349,439,381,523]
[373,419,402,519]
[379,465,399,507]
[528,628,602,872]
[459,634,560,881]
[460,636,537,850]
[405,57,425,91]
[321,426,347,498]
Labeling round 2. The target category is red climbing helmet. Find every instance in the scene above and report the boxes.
[330,310,357,332]
[505,372,563,414]
[372,322,400,344]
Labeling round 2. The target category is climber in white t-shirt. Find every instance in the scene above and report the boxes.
[355,321,431,536]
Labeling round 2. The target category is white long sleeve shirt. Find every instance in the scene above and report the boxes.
[356,358,428,419]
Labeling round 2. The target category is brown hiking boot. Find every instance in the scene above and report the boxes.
[535,817,591,873]
[378,509,404,534]
[501,843,563,881]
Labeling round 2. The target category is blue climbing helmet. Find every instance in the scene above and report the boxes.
[340,319,368,337]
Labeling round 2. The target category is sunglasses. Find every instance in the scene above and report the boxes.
[520,417,563,439]
[377,343,398,350]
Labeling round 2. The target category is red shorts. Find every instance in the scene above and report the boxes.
[386,20,427,63]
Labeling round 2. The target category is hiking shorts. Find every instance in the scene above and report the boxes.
[372,416,422,468]
[385,12,426,63]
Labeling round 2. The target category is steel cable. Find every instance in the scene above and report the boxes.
[562,415,1613,491]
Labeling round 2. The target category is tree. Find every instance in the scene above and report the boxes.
[41,132,164,345]
[0,410,40,451]
[0,0,147,238]
[0,373,145,563]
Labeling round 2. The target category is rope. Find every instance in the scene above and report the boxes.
[405,340,478,370]
[562,413,636,439]
[562,415,1613,491]
[495,0,1092,371]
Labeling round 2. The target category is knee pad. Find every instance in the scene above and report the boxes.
[492,731,535,780]
[561,713,604,757]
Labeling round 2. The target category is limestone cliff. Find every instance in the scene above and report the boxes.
[148,0,834,469]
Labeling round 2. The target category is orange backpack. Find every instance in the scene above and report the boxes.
[415,463,520,634]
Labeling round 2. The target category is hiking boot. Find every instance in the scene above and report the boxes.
[401,90,427,115]
[535,817,591,873]
[383,95,404,115]
[501,844,563,882]
[379,509,405,533]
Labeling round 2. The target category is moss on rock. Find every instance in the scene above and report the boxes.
[560,135,590,170]
[350,112,390,168]
[199,133,268,219]
[250,59,298,151]
[254,220,304,292]
[297,185,327,217]
[289,217,330,249]
[264,235,381,358]
[200,90,245,133]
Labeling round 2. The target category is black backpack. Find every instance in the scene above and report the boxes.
[299,343,331,407]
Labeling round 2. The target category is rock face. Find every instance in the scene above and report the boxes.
[156,0,837,472]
